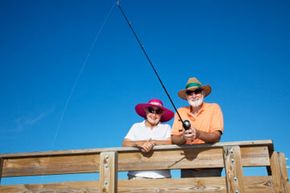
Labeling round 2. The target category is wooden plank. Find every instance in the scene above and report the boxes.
[0,140,273,159]
[119,177,227,193]
[271,152,281,193]
[243,176,275,193]
[270,151,288,193]
[118,147,224,170]
[99,152,117,193]
[240,146,270,166]
[0,181,100,193]
[118,145,270,170]
[119,176,275,193]
[0,176,275,193]
[2,154,100,177]
[278,153,289,188]
[1,145,270,177]
[223,145,245,193]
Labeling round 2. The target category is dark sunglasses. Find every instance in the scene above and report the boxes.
[186,88,203,95]
[147,107,163,114]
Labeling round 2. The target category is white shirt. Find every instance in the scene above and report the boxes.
[125,120,171,178]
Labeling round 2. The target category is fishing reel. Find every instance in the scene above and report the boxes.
[182,120,191,130]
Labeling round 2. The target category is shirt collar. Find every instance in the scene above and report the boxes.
[187,102,205,117]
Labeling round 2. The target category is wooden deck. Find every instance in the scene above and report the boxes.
[0,140,289,193]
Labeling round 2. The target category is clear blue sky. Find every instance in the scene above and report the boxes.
[0,0,289,184]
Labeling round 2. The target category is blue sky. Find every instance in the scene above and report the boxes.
[0,0,289,184]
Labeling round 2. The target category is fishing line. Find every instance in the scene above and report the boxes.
[51,2,116,148]
[116,0,191,129]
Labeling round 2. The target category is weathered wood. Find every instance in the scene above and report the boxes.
[0,181,100,193]
[119,176,275,193]
[119,177,227,193]
[2,154,100,177]
[0,176,275,193]
[223,145,245,193]
[1,145,270,177]
[99,152,117,193]
[240,146,270,166]
[278,153,289,188]
[0,140,273,159]
[270,151,288,193]
[271,152,281,193]
[119,147,224,170]
[119,145,270,169]
[0,139,288,193]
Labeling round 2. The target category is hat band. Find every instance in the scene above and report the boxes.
[149,102,162,107]
[186,82,201,89]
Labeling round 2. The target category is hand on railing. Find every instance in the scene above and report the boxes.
[136,139,155,153]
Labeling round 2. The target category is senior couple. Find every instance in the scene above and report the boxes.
[123,77,224,179]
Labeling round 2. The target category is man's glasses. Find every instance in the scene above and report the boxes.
[147,107,163,114]
[186,88,203,95]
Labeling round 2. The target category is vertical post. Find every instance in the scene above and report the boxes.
[0,158,3,184]
[270,152,288,193]
[223,145,245,193]
[278,153,289,188]
[99,152,118,193]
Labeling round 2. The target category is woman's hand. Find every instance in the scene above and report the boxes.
[138,140,155,153]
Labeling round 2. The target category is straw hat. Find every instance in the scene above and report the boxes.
[135,98,174,122]
[178,77,211,100]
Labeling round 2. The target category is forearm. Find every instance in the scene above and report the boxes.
[152,139,171,145]
[171,134,186,145]
[196,130,221,143]
[122,139,171,147]
[122,140,147,147]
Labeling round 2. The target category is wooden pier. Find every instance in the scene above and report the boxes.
[0,140,289,192]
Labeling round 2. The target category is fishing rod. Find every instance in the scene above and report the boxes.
[116,0,191,130]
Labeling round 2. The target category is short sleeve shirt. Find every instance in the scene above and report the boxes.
[125,120,171,141]
[124,120,172,178]
[171,102,224,144]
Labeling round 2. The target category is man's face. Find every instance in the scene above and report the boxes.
[185,88,204,107]
[145,106,163,126]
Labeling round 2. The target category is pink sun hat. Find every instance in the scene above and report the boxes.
[135,98,174,122]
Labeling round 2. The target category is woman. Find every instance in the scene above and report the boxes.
[123,98,174,179]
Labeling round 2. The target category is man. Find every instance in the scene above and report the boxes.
[171,77,224,177]
[123,98,174,179]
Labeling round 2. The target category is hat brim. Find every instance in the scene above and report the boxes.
[135,104,174,122]
[178,85,211,100]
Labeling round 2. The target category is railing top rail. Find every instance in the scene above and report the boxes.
[0,140,273,159]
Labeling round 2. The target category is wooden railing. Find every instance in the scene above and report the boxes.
[0,140,289,193]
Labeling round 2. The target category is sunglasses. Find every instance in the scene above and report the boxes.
[147,107,163,114]
[186,88,203,95]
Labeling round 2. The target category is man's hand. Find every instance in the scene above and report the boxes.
[176,127,197,143]
[184,128,197,141]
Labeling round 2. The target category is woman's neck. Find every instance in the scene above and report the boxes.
[145,120,158,128]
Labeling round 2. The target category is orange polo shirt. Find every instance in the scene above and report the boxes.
[171,102,224,144]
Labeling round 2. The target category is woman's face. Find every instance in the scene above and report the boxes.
[145,106,164,126]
